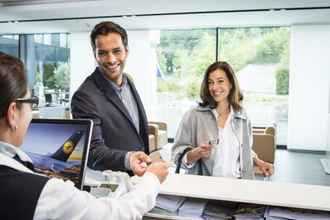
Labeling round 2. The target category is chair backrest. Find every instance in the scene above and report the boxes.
[148,124,158,152]
[148,121,168,149]
[265,126,275,136]
[252,134,275,163]
[252,126,276,164]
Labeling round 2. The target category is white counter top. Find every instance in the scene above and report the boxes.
[159,174,330,211]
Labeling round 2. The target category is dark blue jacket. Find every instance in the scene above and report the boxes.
[71,68,149,172]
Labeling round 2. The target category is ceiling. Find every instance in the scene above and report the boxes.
[0,0,330,33]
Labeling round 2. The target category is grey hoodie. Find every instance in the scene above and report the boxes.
[171,105,255,179]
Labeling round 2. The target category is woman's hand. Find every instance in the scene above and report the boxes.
[254,158,274,176]
[186,143,213,164]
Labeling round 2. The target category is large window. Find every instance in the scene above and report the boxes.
[219,27,290,145]
[156,27,290,145]
[25,33,70,118]
[155,29,216,137]
[1,33,70,118]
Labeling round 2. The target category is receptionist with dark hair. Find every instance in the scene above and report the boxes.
[0,51,168,220]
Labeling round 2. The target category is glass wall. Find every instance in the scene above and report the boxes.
[155,29,216,138]
[0,35,19,57]
[24,33,70,118]
[218,27,290,145]
[1,33,70,118]
[155,27,290,145]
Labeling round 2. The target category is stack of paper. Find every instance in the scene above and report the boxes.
[155,195,186,213]
[265,206,330,220]
[203,200,237,220]
[178,198,207,218]
[149,207,179,216]
[233,203,266,220]
[234,213,265,220]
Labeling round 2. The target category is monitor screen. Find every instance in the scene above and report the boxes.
[21,119,93,190]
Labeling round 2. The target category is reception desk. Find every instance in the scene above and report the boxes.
[144,173,330,219]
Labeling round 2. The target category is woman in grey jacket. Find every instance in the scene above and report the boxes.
[172,61,273,179]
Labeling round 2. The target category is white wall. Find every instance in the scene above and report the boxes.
[125,30,157,118]
[70,32,95,98]
[288,24,330,150]
[69,30,157,117]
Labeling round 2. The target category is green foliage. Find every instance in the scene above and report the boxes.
[42,62,70,90]
[157,29,214,76]
[43,63,56,88]
[279,45,290,69]
[157,76,201,100]
[156,27,290,99]
[276,68,289,95]
[219,27,290,71]
[157,79,181,93]
[35,71,42,83]
[185,77,201,99]
[53,63,70,90]
[157,49,167,76]
[219,37,256,72]
[189,33,215,77]
[219,28,269,71]
[254,28,290,64]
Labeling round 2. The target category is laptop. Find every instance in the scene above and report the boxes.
[21,118,93,190]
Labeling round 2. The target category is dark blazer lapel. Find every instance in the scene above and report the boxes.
[91,68,135,126]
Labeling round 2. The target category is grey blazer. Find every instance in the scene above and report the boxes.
[172,105,255,179]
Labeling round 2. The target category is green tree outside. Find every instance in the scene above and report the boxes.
[276,69,289,95]
[156,27,290,99]
[42,62,70,90]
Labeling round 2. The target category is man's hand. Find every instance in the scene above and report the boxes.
[147,161,169,183]
[130,151,151,176]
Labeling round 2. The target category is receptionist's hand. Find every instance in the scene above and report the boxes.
[130,151,151,176]
[147,161,169,183]
[186,143,213,164]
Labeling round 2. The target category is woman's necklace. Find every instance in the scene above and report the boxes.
[217,106,230,128]
[217,105,230,117]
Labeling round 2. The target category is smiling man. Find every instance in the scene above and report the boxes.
[71,21,151,176]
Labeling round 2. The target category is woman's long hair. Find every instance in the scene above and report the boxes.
[200,61,243,111]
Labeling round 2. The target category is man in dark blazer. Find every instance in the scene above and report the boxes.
[71,21,151,176]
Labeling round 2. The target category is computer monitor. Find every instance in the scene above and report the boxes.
[21,118,93,190]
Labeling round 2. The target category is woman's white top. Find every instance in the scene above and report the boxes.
[211,109,241,178]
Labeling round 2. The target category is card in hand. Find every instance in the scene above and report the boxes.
[208,139,219,145]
